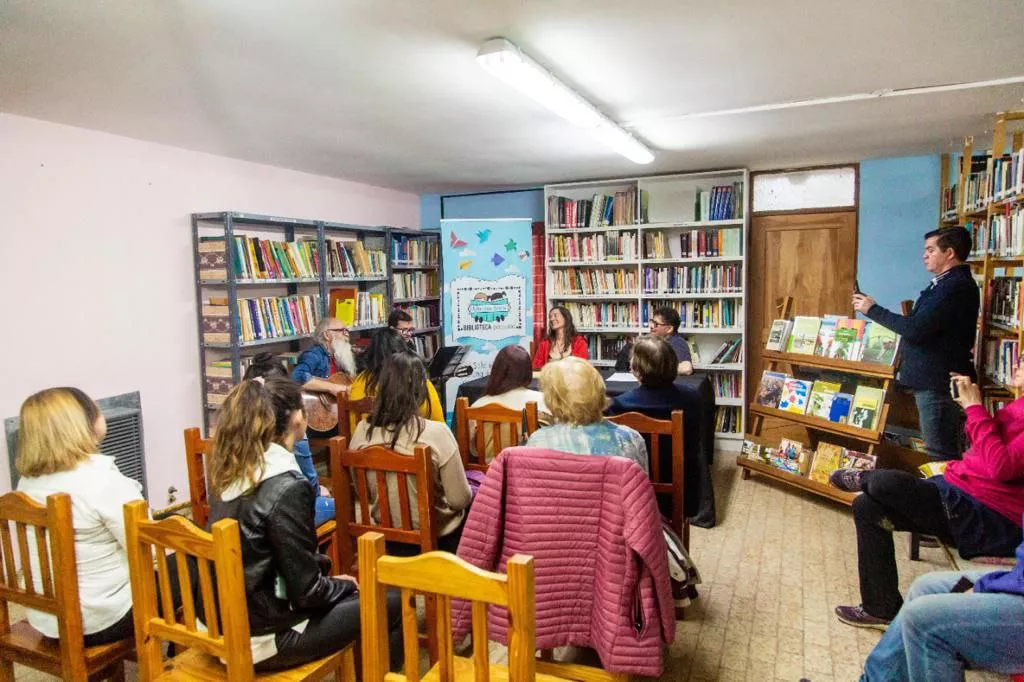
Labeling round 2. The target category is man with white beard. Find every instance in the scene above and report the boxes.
[292,317,358,395]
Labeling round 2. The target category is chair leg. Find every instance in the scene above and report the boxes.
[107,661,126,682]
[909,532,921,561]
[337,645,356,681]
[425,594,439,666]
[0,659,13,682]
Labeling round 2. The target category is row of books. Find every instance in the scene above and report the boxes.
[547,189,643,228]
[552,268,638,296]
[703,338,744,364]
[548,233,639,263]
[198,235,320,281]
[754,371,886,430]
[991,149,1024,200]
[678,228,743,259]
[988,277,1022,327]
[711,373,740,399]
[741,438,876,482]
[694,184,744,222]
[984,338,1019,388]
[395,303,438,329]
[331,288,387,327]
[766,316,900,366]
[327,239,387,278]
[715,406,741,434]
[391,237,439,267]
[585,334,629,362]
[202,294,321,345]
[392,271,440,299]
[973,205,1024,257]
[645,299,740,329]
[643,264,742,294]
[562,302,640,329]
[410,333,439,360]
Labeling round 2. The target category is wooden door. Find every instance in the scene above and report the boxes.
[747,210,858,441]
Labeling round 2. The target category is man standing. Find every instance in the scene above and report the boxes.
[615,306,693,376]
[852,227,978,460]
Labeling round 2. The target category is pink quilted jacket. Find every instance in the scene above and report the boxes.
[454,447,675,676]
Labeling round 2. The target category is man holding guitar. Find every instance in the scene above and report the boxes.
[293,317,358,396]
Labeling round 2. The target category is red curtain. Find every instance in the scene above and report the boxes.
[531,221,546,344]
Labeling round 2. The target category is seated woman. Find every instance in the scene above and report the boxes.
[350,352,472,553]
[526,357,648,473]
[831,364,1024,629]
[16,387,146,646]
[607,336,686,418]
[349,327,444,423]
[469,344,550,462]
[531,306,589,370]
[244,352,334,526]
[206,378,401,671]
[859,549,1024,681]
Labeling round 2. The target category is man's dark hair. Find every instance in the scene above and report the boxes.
[924,227,971,263]
[483,345,533,397]
[653,306,681,334]
[388,308,413,328]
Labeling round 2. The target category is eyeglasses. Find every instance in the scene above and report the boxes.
[327,328,349,336]
[649,320,670,328]
[397,327,414,337]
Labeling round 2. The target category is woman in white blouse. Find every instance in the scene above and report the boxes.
[15,387,146,645]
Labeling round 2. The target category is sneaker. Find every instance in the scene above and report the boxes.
[829,468,867,493]
[834,604,891,631]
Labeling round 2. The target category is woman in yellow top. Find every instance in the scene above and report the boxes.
[348,327,444,422]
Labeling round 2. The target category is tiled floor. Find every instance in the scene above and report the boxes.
[10,452,1010,681]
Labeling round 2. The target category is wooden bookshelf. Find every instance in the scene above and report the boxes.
[544,169,750,447]
[736,447,856,506]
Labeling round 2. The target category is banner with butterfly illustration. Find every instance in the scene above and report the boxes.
[440,218,534,413]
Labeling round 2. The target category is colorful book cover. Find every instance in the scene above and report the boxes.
[754,371,788,408]
[765,319,793,351]
[814,318,837,356]
[861,323,900,366]
[810,442,847,484]
[741,440,763,462]
[778,378,813,414]
[840,450,877,470]
[828,392,854,423]
[773,438,808,474]
[807,380,843,419]
[786,316,822,355]
[827,327,860,360]
[850,386,885,430]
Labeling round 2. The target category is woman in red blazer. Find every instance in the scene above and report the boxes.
[532,306,589,370]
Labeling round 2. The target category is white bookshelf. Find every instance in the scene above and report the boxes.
[544,169,750,449]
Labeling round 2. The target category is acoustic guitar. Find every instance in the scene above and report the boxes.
[302,372,353,432]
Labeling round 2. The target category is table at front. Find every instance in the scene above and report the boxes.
[455,369,717,528]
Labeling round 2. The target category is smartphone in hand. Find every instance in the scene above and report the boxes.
[950,377,960,399]
[854,279,863,295]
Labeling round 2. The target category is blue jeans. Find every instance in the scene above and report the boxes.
[294,438,336,526]
[913,389,963,461]
[862,570,1024,681]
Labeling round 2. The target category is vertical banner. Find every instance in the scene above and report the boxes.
[441,218,534,415]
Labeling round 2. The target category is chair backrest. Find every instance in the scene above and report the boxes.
[337,394,375,442]
[330,437,437,575]
[358,532,536,682]
[0,492,88,676]
[454,397,540,472]
[184,427,212,529]
[123,500,254,681]
[606,410,686,546]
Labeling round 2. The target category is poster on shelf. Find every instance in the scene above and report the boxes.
[441,218,534,415]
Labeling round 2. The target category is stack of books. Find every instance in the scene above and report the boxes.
[741,438,876,481]
[547,232,639,263]
[754,370,885,430]
[642,264,742,294]
[765,316,900,365]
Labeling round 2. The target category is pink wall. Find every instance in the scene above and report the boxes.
[0,113,420,506]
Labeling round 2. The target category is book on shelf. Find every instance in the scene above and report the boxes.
[645,299,740,329]
[771,438,808,475]
[765,319,793,351]
[554,268,638,296]
[693,183,744,222]
[984,338,1019,386]
[988,277,1022,327]
[840,449,877,471]
[707,338,743,364]
[850,386,885,430]
[202,294,321,344]
[396,303,438,329]
[547,189,638,229]
[393,270,439,299]
[714,406,742,434]
[785,316,821,355]
[778,378,812,414]
[740,439,763,462]
[828,392,853,424]
[642,264,742,294]
[411,333,439,360]
[586,334,631,362]
[861,323,900,365]
[356,291,386,326]
[199,235,322,281]
[754,371,787,408]
[808,442,846,485]
[327,238,386,278]
[806,380,842,419]
[547,232,639,263]
[330,287,358,327]
[563,301,639,329]
[986,205,1024,257]
[990,148,1023,200]
[678,228,743,259]
[391,236,439,266]
[711,373,740,399]
[813,315,846,356]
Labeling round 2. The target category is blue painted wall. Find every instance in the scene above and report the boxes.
[857,155,940,312]
[420,189,544,229]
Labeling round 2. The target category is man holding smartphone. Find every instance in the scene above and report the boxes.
[852,226,978,461]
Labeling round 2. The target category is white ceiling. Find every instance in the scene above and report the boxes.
[2,0,1023,192]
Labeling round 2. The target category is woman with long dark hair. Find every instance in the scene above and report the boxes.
[207,378,402,671]
[470,344,549,461]
[349,352,471,552]
[531,306,589,369]
[348,327,444,421]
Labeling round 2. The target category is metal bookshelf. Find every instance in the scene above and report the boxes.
[191,212,442,433]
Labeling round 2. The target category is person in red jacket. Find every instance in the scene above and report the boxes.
[831,358,1024,629]
[531,306,589,370]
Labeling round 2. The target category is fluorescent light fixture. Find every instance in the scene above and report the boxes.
[477,37,654,164]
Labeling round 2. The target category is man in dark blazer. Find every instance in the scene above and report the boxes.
[853,227,978,460]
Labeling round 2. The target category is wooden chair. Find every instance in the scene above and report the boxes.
[454,397,540,472]
[123,500,355,681]
[183,427,339,574]
[329,436,439,662]
[337,394,374,442]
[359,531,569,682]
[0,492,133,682]
[605,410,687,550]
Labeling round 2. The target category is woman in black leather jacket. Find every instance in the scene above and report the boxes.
[205,377,401,671]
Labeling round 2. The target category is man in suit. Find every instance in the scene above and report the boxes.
[853,227,978,460]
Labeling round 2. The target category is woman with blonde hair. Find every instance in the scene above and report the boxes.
[206,377,401,671]
[16,387,145,645]
[526,357,648,473]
